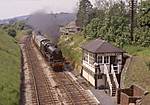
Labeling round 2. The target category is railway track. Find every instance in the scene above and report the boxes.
[23,36,99,105]
[24,37,60,105]
[52,72,99,105]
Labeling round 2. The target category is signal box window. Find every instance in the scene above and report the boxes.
[104,56,109,64]
[97,56,103,64]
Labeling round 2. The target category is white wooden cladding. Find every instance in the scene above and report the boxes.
[97,53,122,56]
[83,69,95,86]
[83,51,95,65]
[83,60,95,73]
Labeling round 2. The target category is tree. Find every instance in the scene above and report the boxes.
[76,0,93,27]
[95,0,114,10]
[84,1,130,47]
[129,0,138,42]
[134,0,150,47]
[138,0,150,28]
[14,21,25,30]
[7,28,16,38]
[83,18,102,39]
[108,1,130,44]
[83,0,149,47]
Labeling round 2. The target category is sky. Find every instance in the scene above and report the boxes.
[0,0,95,19]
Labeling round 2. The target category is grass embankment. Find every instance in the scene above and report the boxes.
[124,45,150,105]
[0,29,20,105]
[59,34,87,73]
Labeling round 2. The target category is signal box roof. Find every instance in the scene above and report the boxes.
[81,38,125,53]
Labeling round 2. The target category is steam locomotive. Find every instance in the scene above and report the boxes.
[32,31,64,72]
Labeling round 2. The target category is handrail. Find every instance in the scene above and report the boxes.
[104,64,112,96]
[117,64,120,74]
[111,65,119,89]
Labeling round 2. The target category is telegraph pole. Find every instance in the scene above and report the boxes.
[129,0,137,42]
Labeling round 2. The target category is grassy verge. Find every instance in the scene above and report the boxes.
[0,28,20,105]
[123,45,150,56]
[15,30,28,41]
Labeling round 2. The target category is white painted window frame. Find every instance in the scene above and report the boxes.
[97,55,110,64]
[97,56,103,64]
[104,56,110,64]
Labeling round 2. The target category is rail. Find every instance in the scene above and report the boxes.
[104,64,112,96]
[64,72,91,103]
[111,65,119,89]
[53,72,99,104]
[24,37,60,105]
[25,38,40,105]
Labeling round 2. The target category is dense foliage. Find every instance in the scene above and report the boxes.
[134,0,150,47]
[138,0,150,28]
[77,0,150,47]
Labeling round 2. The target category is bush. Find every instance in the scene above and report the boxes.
[26,29,32,35]
[7,29,16,37]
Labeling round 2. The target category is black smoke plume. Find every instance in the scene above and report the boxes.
[27,11,76,43]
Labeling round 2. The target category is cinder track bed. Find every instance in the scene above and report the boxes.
[52,72,98,105]
[23,36,99,105]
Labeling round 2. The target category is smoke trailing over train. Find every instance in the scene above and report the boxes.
[27,11,76,43]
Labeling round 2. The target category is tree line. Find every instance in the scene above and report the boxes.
[1,21,32,38]
[76,0,150,47]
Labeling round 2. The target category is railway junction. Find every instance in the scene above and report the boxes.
[20,36,100,105]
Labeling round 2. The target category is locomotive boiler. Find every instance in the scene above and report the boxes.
[32,31,64,72]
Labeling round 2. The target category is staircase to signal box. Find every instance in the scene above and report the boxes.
[104,64,119,96]
[109,74,117,96]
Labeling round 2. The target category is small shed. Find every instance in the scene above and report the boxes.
[60,21,81,35]
[81,38,125,96]
[117,85,149,105]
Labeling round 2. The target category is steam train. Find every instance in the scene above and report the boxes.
[32,31,64,72]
